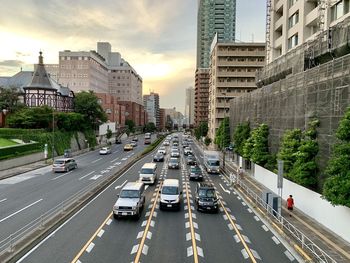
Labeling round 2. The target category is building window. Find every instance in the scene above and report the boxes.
[288,0,298,8]
[331,0,350,21]
[288,11,299,29]
[288,34,298,49]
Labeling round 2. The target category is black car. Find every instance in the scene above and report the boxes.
[195,182,219,212]
[115,138,122,144]
[153,152,164,162]
[189,165,203,181]
[187,156,197,165]
[168,158,180,169]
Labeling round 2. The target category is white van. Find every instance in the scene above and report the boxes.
[159,179,181,210]
[139,163,157,185]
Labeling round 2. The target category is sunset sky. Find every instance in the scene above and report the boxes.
[0,0,265,112]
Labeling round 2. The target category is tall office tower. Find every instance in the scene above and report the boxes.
[185,87,195,126]
[143,92,160,128]
[196,0,236,69]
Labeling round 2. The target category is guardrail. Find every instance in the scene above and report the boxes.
[221,160,337,263]
[0,150,146,262]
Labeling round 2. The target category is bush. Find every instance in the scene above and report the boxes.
[0,142,41,160]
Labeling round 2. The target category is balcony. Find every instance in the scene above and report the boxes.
[217,71,256,78]
[305,7,318,26]
[217,50,265,57]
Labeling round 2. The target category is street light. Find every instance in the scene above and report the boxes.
[52,109,55,161]
[222,91,226,171]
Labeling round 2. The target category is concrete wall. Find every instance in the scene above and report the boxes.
[253,164,350,243]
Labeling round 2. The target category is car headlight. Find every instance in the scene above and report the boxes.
[132,206,137,210]
[114,205,119,210]
[172,197,180,203]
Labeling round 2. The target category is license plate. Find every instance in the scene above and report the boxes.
[167,204,172,207]
[207,207,211,210]
[122,212,127,216]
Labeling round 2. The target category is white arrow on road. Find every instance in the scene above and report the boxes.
[219,184,230,195]
[115,180,128,190]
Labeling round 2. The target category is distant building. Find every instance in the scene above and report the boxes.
[185,87,195,126]
[194,68,210,126]
[159,108,166,131]
[95,93,125,128]
[208,42,265,140]
[143,92,160,128]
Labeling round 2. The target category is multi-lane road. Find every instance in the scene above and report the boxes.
[2,134,301,262]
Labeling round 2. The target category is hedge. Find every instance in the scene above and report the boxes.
[0,142,42,160]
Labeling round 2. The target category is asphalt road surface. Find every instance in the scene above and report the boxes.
[15,134,300,263]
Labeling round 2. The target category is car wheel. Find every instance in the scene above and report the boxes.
[113,214,119,220]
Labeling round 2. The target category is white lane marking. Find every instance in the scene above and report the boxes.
[228,223,233,230]
[242,235,251,243]
[195,233,201,241]
[115,180,128,190]
[79,171,95,180]
[0,199,43,223]
[114,162,121,165]
[0,198,7,203]
[86,242,95,253]
[142,244,149,255]
[131,244,139,254]
[185,222,190,228]
[241,202,246,206]
[89,174,103,180]
[197,246,204,257]
[262,225,269,232]
[284,250,295,261]
[97,229,105,238]
[234,235,240,243]
[92,157,102,164]
[142,220,147,227]
[251,249,261,260]
[106,219,112,225]
[137,231,144,239]
[254,215,260,221]
[241,249,249,259]
[247,208,253,213]
[147,231,152,240]
[51,171,73,181]
[187,246,193,257]
[272,236,281,244]
[150,220,155,227]
[193,222,198,229]
[145,185,149,191]
[110,157,119,162]
[121,158,127,161]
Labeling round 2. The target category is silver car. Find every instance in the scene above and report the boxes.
[52,158,77,173]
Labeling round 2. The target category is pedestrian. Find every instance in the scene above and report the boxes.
[287,195,294,216]
[237,167,243,182]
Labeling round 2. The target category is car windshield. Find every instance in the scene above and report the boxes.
[120,190,139,198]
[208,160,220,166]
[54,160,65,164]
[170,159,178,163]
[162,186,178,195]
[198,189,216,198]
[141,168,154,174]
[101,148,108,151]
[191,167,200,173]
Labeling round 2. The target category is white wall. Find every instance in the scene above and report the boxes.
[99,122,116,136]
[253,164,350,243]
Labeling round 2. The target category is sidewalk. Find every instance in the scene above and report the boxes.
[0,160,48,180]
[222,159,350,263]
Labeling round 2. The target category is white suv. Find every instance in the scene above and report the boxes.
[113,182,145,219]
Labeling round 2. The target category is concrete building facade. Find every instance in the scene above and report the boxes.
[95,93,125,128]
[185,87,195,126]
[143,92,160,128]
[194,68,210,126]
[159,108,166,131]
[268,0,350,62]
[208,42,265,140]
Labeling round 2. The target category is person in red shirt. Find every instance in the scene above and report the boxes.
[287,195,294,216]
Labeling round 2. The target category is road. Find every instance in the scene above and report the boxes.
[0,135,150,249]
[16,134,300,263]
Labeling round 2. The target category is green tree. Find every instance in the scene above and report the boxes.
[214,117,230,150]
[204,137,211,146]
[56,112,85,131]
[277,129,302,178]
[7,106,53,129]
[194,122,208,140]
[106,128,112,140]
[74,91,107,129]
[323,108,350,207]
[242,124,270,166]
[289,119,319,189]
[0,86,25,113]
[125,119,135,135]
[233,122,250,156]
[144,122,156,133]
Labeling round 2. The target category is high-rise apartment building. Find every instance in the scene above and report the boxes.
[196,0,236,69]
[185,87,195,126]
[268,0,350,62]
[208,42,265,140]
[143,92,160,128]
[194,68,210,126]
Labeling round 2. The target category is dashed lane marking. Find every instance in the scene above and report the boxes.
[79,171,95,180]
[86,242,95,253]
[97,229,105,238]
[262,225,269,232]
[91,158,102,164]
[284,250,295,261]
[51,171,73,181]
[272,236,280,245]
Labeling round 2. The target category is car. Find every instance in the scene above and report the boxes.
[158,146,166,155]
[124,144,133,151]
[99,147,111,155]
[189,165,203,181]
[184,147,193,156]
[153,152,165,162]
[163,140,170,146]
[182,142,189,148]
[115,138,122,144]
[186,156,197,165]
[139,163,158,184]
[144,138,151,144]
[168,157,180,169]
[113,182,145,219]
[130,141,137,147]
[171,150,180,158]
[195,182,219,213]
[52,158,77,173]
[132,136,138,142]
[159,179,181,210]
[173,141,179,147]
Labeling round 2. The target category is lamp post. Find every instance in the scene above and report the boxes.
[222,92,226,171]
[52,110,55,161]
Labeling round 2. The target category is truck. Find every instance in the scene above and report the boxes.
[203,150,220,174]
[144,133,151,144]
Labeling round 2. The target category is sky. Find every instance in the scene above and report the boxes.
[0,0,266,113]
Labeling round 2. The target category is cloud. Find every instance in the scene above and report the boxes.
[0,60,24,67]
